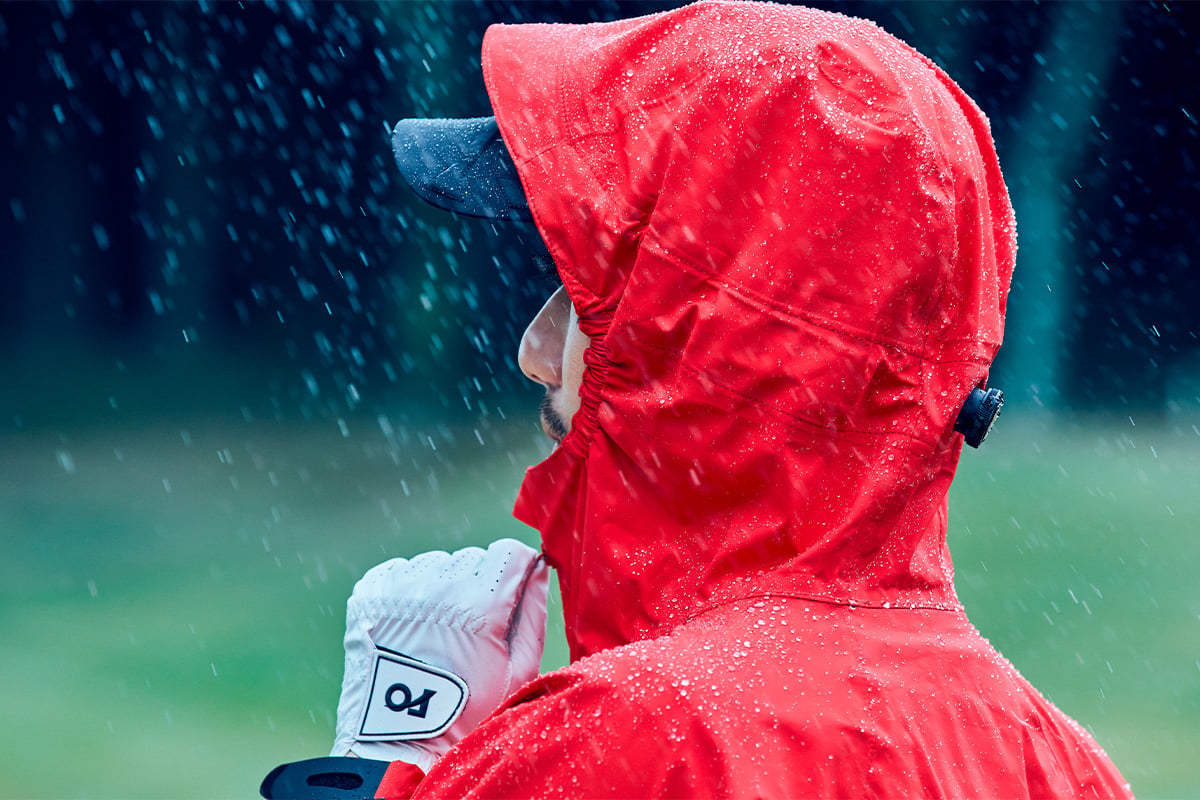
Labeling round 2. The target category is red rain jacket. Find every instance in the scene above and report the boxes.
[399,2,1132,797]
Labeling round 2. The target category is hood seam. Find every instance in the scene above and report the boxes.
[643,241,996,364]
[685,591,964,625]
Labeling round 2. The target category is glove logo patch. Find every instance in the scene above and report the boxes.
[359,649,468,741]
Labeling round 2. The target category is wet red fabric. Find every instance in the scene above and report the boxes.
[404,2,1131,797]
[376,762,425,799]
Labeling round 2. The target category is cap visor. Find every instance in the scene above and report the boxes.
[392,116,532,221]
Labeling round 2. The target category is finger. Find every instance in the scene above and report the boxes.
[474,539,543,627]
[505,555,550,696]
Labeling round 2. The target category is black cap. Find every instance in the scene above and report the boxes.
[954,386,1004,448]
[391,116,533,221]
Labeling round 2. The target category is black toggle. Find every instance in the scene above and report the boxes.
[954,387,1004,448]
[260,757,390,800]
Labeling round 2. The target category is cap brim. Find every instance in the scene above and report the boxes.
[391,116,533,222]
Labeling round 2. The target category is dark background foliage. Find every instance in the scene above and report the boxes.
[1,1,1196,428]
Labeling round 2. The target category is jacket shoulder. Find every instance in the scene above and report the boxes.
[412,610,1133,800]
[412,638,731,799]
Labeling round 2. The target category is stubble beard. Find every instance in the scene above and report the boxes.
[539,392,570,443]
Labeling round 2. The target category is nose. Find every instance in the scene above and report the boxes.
[518,287,570,388]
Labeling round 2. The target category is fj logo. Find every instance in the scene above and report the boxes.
[358,649,468,741]
[385,683,436,718]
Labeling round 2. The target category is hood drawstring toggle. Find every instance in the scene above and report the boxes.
[954,387,1004,448]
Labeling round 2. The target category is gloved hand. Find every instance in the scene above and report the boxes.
[330,538,549,772]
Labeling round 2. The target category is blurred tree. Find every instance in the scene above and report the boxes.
[1062,2,1200,414]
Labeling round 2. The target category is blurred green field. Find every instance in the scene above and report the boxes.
[1,410,1196,798]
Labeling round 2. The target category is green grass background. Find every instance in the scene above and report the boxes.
[1,411,1196,798]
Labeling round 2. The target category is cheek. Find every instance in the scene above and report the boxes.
[561,321,590,416]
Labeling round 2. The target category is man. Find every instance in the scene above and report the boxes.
[264,3,1132,797]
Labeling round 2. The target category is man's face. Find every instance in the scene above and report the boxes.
[518,287,590,443]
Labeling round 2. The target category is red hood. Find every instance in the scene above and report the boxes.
[485,1,1015,661]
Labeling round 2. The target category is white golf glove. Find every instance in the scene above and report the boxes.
[331,538,549,772]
